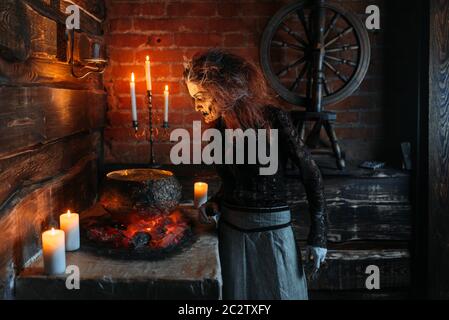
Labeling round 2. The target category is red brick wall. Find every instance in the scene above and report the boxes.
[103,0,386,164]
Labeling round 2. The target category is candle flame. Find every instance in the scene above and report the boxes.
[67,209,71,215]
[131,72,135,82]
[165,85,169,91]
[51,227,55,235]
[146,55,150,62]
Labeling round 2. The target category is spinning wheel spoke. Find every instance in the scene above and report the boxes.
[325,27,353,48]
[326,44,359,53]
[276,56,307,77]
[280,23,309,48]
[272,40,305,51]
[323,12,340,40]
[323,74,332,95]
[289,61,309,91]
[325,55,357,67]
[306,62,313,99]
[324,60,348,83]
[296,9,311,43]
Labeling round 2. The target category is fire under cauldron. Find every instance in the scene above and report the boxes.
[81,169,194,260]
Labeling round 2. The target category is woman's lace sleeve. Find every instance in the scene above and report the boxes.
[273,108,328,248]
[209,182,224,209]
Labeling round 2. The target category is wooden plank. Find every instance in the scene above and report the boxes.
[285,172,411,241]
[0,87,106,159]
[26,1,57,58]
[0,156,98,299]
[0,131,100,208]
[0,0,31,62]
[428,0,449,299]
[285,175,411,205]
[309,289,411,300]
[22,0,102,36]
[303,249,410,290]
[66,0,105,21]
[292,203,412,242]
[0,57,102,88]
[60,1,103,36]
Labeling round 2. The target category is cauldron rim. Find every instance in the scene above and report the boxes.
[106,168,174,182]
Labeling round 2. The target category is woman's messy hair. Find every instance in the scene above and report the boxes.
[183,49,276,129]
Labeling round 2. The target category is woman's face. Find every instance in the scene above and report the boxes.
[186,81,220,123]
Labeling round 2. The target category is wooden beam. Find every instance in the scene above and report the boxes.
[62,0,104,23]
[428,0,449,299]
[0,57,103,88]
[0,87,106,159]
[0,0,31,62]
[26,2,57,59]
[305,249,410,290]
[22,0,102,36]
[292,203,412,242]
[285,175,411,206]
[0,131,100,209]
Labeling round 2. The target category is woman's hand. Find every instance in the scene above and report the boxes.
[198,201,220,225]
[306,246,327,276]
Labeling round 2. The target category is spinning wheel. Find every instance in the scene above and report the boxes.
[260,0,371,169]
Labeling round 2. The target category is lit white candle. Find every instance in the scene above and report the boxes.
[145,56,152,92]
[194,182,208,208]
[164,84,169,123]
[60,210,80,251]
[130,72,138,123]
[42,228,66,275]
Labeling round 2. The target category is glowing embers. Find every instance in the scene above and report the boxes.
[81,209,193,259]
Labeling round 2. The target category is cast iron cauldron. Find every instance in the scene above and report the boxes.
[99,169,182,216]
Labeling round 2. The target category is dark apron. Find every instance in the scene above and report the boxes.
[218,202,308,300]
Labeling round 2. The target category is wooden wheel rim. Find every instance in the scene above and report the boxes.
[260,1,371,107]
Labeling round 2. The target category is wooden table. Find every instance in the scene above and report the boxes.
[15,204,222,300]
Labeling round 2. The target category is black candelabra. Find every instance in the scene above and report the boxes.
[132,90,169,167]
[147,90,156,167]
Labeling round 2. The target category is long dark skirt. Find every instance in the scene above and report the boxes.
[218,203,308,300]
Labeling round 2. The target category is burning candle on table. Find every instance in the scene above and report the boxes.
[164,85,169,124]
[145,56,152,92]
[130,72,138,130]
[60,210,80,251]
[194,182,208,208]
[42,228,66,275]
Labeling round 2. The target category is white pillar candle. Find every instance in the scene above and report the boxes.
[145,56,152,92]
[130,72,138,123]
[60,210,80,251]
[164,84,169,123]
[42,228,66,275]
[194,182,208,208]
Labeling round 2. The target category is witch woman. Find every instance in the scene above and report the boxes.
[183,49,328,300]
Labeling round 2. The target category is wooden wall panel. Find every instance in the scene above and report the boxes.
[0,157,98,298]
[0,0,31,62]
[292,203,412,242]
[0,131,100,208]
[306,249,410,290]
[285,173,412,242]
[26,2,57,58]
[0,0,105,299]
[428,0,449,299]
[0,87,105,158]
[0,58,103,88]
